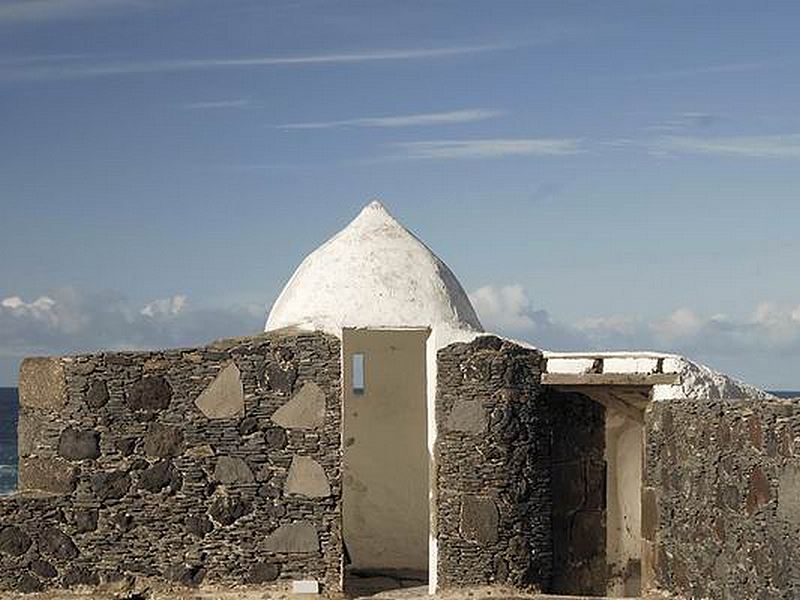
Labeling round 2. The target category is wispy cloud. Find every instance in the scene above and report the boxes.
[0,43,513,82]
[643,112,721,133]
[393,138,583,160]
[181,98,252,110]
[641,59,779,80]
[278,109,504,130]
[650,133,800,159]
[0,0,135,23]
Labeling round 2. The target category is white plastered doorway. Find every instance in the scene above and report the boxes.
[342,328,431,593]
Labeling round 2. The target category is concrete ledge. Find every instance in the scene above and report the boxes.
[542,373,679,386]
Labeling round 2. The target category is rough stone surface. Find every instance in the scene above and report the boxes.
[144,423,183,458]
[39,528,79,560]
[436,336,550,589]
[214,456,255,484]
[285,456,331,498]
[17,410,45,457]
[445,399,487,434]
[271,381,326,429]
[247,562,280,583]
[778,463,800,527]
[0,331,340,593]
[459,496,499,544]
[0,526,32,556]
[194,362,244,419]
[18,456,77,494]
[645,399,800,600]
[85,380,109,408]
[58,427,101,460]
[127,376,172,412]
[264,521,319,554]
[18,357,67,410]
[91,470,131,500]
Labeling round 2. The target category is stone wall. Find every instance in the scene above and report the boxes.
[546,390,606,596]
[644,398,800,600]
[0,329,342,594]
[435,336,551,589]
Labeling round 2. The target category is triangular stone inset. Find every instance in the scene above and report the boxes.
[284,456,330,498]
[263,521,318,554]
[195,363,244,419]
[271,382,326,429]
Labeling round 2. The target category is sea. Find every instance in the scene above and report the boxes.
[0,388,798,496]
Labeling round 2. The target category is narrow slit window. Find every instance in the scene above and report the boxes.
[352,353,365,394]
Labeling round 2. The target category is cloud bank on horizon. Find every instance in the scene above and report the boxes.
[2,286,799,390]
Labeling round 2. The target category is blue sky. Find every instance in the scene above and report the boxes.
[1,0,800,388]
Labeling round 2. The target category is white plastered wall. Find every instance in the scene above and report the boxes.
[605,412,643,597]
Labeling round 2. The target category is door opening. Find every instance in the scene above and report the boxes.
[342,328,430,594]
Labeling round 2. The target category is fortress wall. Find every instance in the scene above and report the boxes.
[434,336,551,589]
[643,398,800,600]
[0,330,342,594]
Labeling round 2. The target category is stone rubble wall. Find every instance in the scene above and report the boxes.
[0,330,342,594]
[435,336,551,589]
[644,398,800,600]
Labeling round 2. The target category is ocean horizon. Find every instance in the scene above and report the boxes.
[0,386,797,496]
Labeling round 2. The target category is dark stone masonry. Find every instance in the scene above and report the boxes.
[644,398,800,600]
[435,336,552,589]
[0,329,342,594]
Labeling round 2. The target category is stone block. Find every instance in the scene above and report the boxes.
[0,526,32,556]
[746,467,770,516]
[58,427,101,461]
[265,427,288,450]
[127,376,172,412]
[285,456,330,498]
[459,496,499,545]
[39,527,78,560]
[209,494,251,526]
[642,487,658,541]
[17,410,45,457]
[271,382,326,429]
[778,463,800,527]
[84,380,109,409]
[91,470,131,501]
[30,560,57,579]
[18,357,66,410]
[265,362,297,395]
[214,456,254,485]
[247,562,280,583]
[18,456,77,494]
[194,362,244,419]
[73,509,99,533]
[445,399,487,434]
[144,423,183,458]
[62,566,99,587]
[139,460,181,493]
[185,514,213,537]
[264,521,318,554]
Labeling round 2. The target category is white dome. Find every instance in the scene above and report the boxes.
[265,201,483,338]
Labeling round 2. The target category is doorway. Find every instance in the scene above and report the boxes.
[342,328,430,592]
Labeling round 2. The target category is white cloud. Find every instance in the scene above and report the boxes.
[650,134,800,159]
[140,295,187,318]
[394,138,583,160]
[0,288,262,383]
[278,109,504,130]
[0,44,513,82]
[469,284,800,370]
[0,0,135,22]
[181,99,252,110]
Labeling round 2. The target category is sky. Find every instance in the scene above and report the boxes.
[1,0,800,388]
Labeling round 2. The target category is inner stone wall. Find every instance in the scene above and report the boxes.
[644,398,800,600]
[435,336,551,590]
[0,329,342,594]
[546,390,606,596]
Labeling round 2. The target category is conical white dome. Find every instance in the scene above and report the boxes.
[265,201,483,338]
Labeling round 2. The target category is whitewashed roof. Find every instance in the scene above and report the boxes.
[265,201,483,339]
